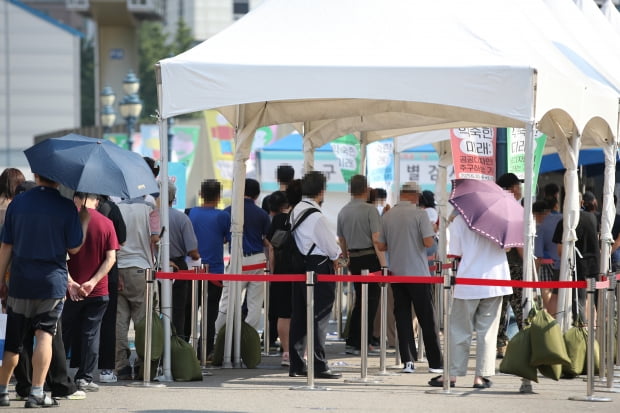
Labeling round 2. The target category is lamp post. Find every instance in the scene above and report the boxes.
[118,71,142,151]
[100,86,116,135]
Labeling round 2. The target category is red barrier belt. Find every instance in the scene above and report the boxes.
[241,263,267,272]
[155,271,619,289]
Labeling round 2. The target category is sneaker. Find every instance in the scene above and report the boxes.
[25,393,59,408]
[57,390,87,400]
[281,352,290,367]
[76,379,100,392]
[345,345,361,356]
[0,393,9,407]
[402,361,415,373]
[368,345,380,355]
[99,370,118,383]
[429,367,444,374]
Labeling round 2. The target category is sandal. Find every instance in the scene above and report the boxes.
[428,375,455,388]
[473,377,492,389]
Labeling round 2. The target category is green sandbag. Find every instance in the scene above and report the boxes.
[500,327,539,382]
[212,321,262,368]
[171,334,203,381]
[538,363,562,381]
[529,309,571,368]
[562,326,587,377]
[135,312,164,361]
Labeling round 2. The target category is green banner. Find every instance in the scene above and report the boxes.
[103,133,129,150]
[507,128,547,192]
[330,134,361,184]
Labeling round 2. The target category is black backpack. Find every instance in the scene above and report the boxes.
[270,207,319,274]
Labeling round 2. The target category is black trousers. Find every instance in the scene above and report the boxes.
[98,264,118,370]
[346,253,381,349]
[289,256,335,374]
[391,283,442,369]
[62,296,109,382]
[14,317,77,398]
[170,256,190,340]
[180,279,223,355]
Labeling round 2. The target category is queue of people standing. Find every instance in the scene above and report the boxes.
[0,157,610,405]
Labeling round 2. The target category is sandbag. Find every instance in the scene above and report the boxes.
[529,308,571,368]
[212,321,262,368]
[562,326,587,377]
[135,312,164,361]
[171,334,203,381]
[538,363,562,381]
[499,327,538,382]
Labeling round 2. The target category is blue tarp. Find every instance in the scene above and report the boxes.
[538,148,617,173]
[261,133,436,153]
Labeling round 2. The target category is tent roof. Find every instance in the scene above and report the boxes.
[160,0,618,148]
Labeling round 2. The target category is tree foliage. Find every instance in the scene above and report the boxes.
[138,20,197,121]
[80,38,95,127]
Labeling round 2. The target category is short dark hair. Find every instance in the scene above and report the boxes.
[301,171,326,198]
[143,157,160,177]
[286,179,303,207]
[545,196,558,210]
[268,191,288,213]
[496,173,522,190]
[532,200,548,214]
[200,179,221,203]
[277,165,295,185]
[544,183,560,198]
[244,178,261,199]
[349,175,367,196]
[375,188,387,200]
[419,190,436,208]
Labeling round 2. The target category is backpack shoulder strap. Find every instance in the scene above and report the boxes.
[291,207,319,232]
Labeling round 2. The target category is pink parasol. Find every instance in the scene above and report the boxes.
[449,178,524,248]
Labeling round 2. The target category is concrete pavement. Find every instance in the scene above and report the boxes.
[2,334,618,413]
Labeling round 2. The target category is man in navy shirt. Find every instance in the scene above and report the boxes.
[0,174,88,408]
[189,179,230,355]
[215,179,270,333]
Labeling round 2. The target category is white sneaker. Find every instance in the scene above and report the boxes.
[429,367,443,374]
[99,370,118,383]
[58,390,87,400]
[76,379,100,392]
[402,361,415,373]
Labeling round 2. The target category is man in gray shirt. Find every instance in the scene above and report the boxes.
[378,182,443,374]
[167,182,200,341]
[337,175,385,355]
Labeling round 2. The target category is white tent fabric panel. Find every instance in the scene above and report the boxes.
[601,0,620,35]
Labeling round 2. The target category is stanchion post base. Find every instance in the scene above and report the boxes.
[568,395,612,402]
[595,387,620,393]
[344,377,383,384]
[153,375,174,383]
[289,385,330,391]
[126,382,166,388]
[374,371,399,376]
[425,389,464,396]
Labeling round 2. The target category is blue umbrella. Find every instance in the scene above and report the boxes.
[24,133,159,199]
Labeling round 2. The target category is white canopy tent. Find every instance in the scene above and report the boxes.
[601,0,620,35]
[155,0,619,377]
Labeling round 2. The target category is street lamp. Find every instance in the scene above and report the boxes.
[100,86,116,134]
[118,71,142,150]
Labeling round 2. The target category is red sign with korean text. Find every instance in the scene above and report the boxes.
[450,128,496,180]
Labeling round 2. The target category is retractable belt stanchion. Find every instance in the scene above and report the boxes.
[598,273,620,392]
[597,275,607,382]
[427,260,462,395]
[376,267,397,377]
[570,278,611,402]
[200,264,210,372]
[263,269,271,355]
[128,269,165,388]
[290,271,328,391]
[335,268,343,340]
[346,269,381,384]
[191,266,200,352]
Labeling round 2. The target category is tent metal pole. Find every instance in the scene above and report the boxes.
[155,64,173,381]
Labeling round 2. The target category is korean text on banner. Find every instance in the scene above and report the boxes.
[0,313,6,366]
[507,128,547,192]
[450,128,496,180]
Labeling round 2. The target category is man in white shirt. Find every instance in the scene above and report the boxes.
[288,171,342,379]
[429,212,512,389]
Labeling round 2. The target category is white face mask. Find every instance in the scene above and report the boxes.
[377,205,384,215]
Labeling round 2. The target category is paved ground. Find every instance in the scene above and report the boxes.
[2,331,618,413]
